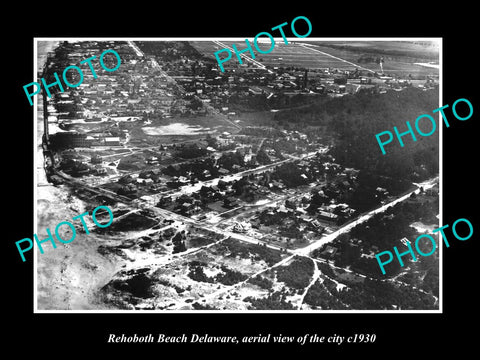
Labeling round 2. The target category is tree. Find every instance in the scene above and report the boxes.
[172,232,186,253]
[256,149,271,165]
[205,134,218,148]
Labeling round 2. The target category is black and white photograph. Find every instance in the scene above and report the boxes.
[6,6,478,355]
[34,38,441,312]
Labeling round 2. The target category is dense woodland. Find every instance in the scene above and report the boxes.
[275,256,314,290]
[274,87,439,183]
[245,290,295,310]
[304,277,436,310]
[135,41,205,62]
[315,189,440,287]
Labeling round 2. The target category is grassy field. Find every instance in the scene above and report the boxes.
[190,40,439,77]
[300,42,439,76]
[189,41,224,54]
[255,42,354,70]
[308,41,439,59]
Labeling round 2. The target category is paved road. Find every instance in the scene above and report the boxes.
[294,176,438,256]
[55,158,437,265]
[55,167,438,309]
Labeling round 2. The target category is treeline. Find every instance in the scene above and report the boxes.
[275,256,314,289]
[304,276,436,310]
[303,279,347,309]
[187,261,247,285]
[274,87,439,182]
[349,193,439,251]
[334,191,439,279]
[314,43,439,61]
[245,290,295,310]
[222,239,283,266]
[135,41,206,61]
[227,93,323,112]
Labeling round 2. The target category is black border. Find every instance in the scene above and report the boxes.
[6,5,478,355]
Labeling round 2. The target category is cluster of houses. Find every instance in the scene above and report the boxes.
[48,41,205,127]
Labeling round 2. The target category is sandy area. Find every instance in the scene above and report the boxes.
[142,123,210,135]
[36,184,126,310]
[35,41,126,310]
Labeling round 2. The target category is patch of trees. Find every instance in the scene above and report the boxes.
[336,278,436,310]
[172,232,187,253]
[58,158,91,176]
[217,151,245,171]
[186,261,247,286]
[322,277,339,295]
[102,213,157,232]
[256,149,271,165]
[321,191,439,279]
[162,157,219,180]
[273,87,439,183]
[205,134,218,149]
[227,92,323,113]
[275,256,314,289]
[223,239,283,266]
[248,275,274,290]
[349,195,438,251]
[187,261,214,283]
[271,162,308,188]
[258,209,290,226]
[215,265,248,286]
[117,153,145,171]
[351,256,393,278]
[306,190,329,213]
[303,280,347,309]
[316,261,337,279]
[187,98,203,111]
[176,143,208,159]
[192,302,218,310]
[244,290,295,310]
[135,41,206,62]
[110,272,155,299]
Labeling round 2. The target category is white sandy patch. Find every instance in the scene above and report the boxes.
[414,62,439,69]
[203,266,223,278]
[142,123,209,136]
[410,221,438,233]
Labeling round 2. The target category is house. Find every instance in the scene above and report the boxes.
[320,245,338,258]
[146,156,159,164]
[93,167,107,175]
[157,196,172,208]
[104,137,121,146]
[317,210,338,225]
[361,251,376,259]
[118,174,135,184]
[269,180,285,190]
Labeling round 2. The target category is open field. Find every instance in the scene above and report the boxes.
[297,41,439,76]
[190,40,439,77]
[307,41,439,59]
[257,43,356,70]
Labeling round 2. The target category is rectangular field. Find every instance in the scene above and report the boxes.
[190,40,439,77]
